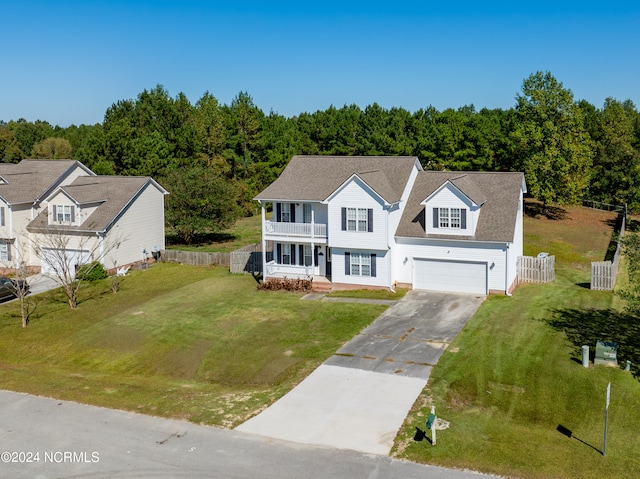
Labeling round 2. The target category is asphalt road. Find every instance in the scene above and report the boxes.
[0,390,496,479]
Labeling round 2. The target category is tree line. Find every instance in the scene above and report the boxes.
[1,71,639,243]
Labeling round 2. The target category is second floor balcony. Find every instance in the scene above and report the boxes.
[264,221,327,240]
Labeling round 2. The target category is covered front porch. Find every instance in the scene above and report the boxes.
[263,242,332,289]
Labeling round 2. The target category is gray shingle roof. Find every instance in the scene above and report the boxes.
[396,171,525,242]
[0,159,93,205]
[27,176,167,233]
[254,155,421,204]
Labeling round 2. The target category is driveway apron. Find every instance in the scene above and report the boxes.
[236,290,485,455]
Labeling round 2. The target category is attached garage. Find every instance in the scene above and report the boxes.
[413,258,487,295]
[40,248,91,277]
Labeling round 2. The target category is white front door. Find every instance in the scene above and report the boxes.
[317,246,326,276]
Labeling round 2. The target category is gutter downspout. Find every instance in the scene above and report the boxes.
[505,243,512,297]
[387,205,395,293]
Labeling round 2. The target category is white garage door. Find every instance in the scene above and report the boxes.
[40,248,91,277]
[413,258,487,295]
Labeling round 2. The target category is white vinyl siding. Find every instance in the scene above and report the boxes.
[394,238,509,293]
[328,177,388,251]
[332,248,388,287]
[98,182,166,269]
[424,183,479,237]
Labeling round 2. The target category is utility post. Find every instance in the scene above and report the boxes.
[426,405,437,446]
[603,382,611,456]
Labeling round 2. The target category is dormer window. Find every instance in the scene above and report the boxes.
[434,207,466,229]
[53,205,75,224]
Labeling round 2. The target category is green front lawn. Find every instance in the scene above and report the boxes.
[0,264,386,427]
[393,205,640,478]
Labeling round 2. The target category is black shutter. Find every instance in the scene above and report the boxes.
[367,209,373,232]
[291,204,296,223]
[461,209,467,229]
[371,254,376,277]
[299,245,304,266]
[433,208,439,228]
[0,207,4,227]
[53,205,57,221]
[277,243,282,263]
[314,246,319,266]
[276,203,282,222]
[71,206,76,223]
[341,207,347,231]
[344,252,351,275]
[291,244,296,264]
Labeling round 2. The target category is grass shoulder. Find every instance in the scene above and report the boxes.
[0,263,386,428]
[392,203,640,479]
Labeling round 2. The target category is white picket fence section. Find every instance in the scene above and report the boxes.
[591,261,616,291]
[517,255,555,284]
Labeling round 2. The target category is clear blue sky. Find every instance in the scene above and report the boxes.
[2,1,639,126]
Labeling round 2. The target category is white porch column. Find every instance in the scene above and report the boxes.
[311,206,316,270]
[261,202,267,278]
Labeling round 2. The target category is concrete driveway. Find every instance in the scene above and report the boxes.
[237,290,485,455]
[27,274,60,295]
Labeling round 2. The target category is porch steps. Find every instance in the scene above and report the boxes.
[312,277,332,293]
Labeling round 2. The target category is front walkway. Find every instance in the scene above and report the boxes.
[236,291,485,455]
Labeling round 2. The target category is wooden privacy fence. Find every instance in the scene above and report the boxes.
[230,243,263,274]
[162,243,270,274]
[161,249,230,267]
[591,208,626,291]
[517,254,555,284]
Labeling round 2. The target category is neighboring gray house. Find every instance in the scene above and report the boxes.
[255,155,526,295]
[0,159,168,275]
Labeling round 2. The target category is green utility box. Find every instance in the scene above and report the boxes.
[594,340,618,367]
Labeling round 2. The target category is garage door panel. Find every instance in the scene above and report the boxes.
[414,258,486,295]
[41,248,90,277]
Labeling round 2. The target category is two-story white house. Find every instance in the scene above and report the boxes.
[255,155,526,295]
[0,159,168,275]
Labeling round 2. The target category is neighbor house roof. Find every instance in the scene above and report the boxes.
[27,176,168,234]
[0,159,95,205]
[254,155,421,205]
[396,171,526,242]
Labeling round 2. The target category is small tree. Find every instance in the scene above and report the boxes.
[511,71,593,210]
[162,166,242,244]
[0,237,41,327]
[31,227,123,309]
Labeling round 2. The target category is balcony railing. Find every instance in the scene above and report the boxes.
[264,221,326,238]
[265,261,313,279]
